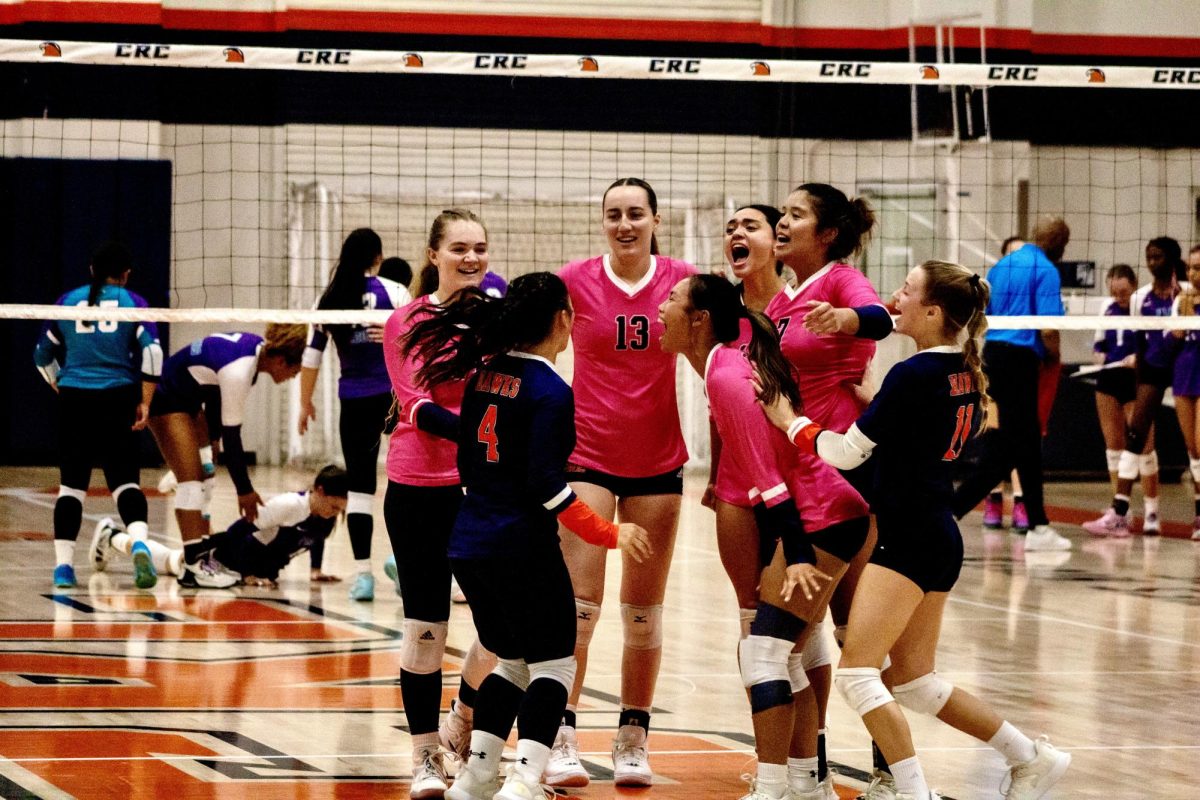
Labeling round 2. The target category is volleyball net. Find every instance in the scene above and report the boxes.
[2,37,1199,465]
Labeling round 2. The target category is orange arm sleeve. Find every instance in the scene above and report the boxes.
[557,498,619,549]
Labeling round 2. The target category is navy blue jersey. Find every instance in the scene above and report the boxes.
[33,284,162,390]
[211,492,335,580]
[855,347,981,516]
[451,352,578,558]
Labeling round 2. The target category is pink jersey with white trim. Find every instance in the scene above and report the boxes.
[560,254,696,477]
[383,296,464,486]
[765,262,883,432]
[706,345,867,529]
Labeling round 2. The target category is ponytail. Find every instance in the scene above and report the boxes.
[88,241,132,306]
[920,260,991,430]
[401,271,570,388]
[686,274,800,409]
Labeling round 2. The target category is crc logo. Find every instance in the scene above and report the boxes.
[474,54,528,69]
[820,62,870,77]
[40,42,61,57]
[920,64,940,79]
[115,44,171,59]
[579,56,599,72]
[297,50,350,65]
[751,61,770,76]
[223,47,245,64]
[649,58,700,73]
[404,53,424,67]
[1152,69,1200,84]
[986,65,1039,81]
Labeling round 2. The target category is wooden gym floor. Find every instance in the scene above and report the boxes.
[0,465,1197,799]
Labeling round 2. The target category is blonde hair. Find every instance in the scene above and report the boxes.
[920,260,991,429]
[263,323,308,365]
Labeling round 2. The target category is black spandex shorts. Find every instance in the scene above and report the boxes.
[871,509,963,594]
[564,463,684,497]
[1136,362,1173,390]
[1095,366,1136,404]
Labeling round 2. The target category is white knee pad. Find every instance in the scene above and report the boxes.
[1105,449,1122,474]
[1117,450,1140,482]
[175,480,205,511]
[575,599,601,647]
[200,477,215,516]
[493,658,530,690]
[112,482,139,502]
[529,655,576,693]
[1190,457,1200,485]
[1138,451,1159,477]
[347,491,374,516]
[57,485,87,503]
[892,672,953,717]
[739,634,793,689]
[787,652,812,693]
[739,607,756,640]
[620,603,663,650]
[400,619,447,675]
[800,625,834,671]
[834,667,894,717]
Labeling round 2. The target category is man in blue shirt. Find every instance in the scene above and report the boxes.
[953,216,1073,551]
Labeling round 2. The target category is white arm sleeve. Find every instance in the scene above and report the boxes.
[813,423,878,471]
[215,355,259,427]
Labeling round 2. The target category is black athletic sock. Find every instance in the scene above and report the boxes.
[872,740,891,774]
[618,708,650,732]
[1114,496,1131,517]
[457,677,479,710]
[817,730,828,781]
[562,708,577,729]
[988,490,1003,503]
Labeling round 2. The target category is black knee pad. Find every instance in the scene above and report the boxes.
[1124,423,1147,456]
[115,485,148,527]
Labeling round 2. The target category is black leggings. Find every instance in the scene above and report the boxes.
[339,392,392,560]
[58,384,142,492]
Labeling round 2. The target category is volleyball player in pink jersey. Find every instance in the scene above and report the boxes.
[662,273,868,800]
[545,178,696,788]
[383,208,495,799]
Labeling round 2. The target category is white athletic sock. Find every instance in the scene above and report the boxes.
[411,731,439,754]
[126,520,149,541]
[787,756,820,791]
[464,729,504,780]
[355,559,371,573]
[167,549,184,577]
[755,762,788,798]
[988,720,1037,765]
[110,532,133,555]
[512,739,551,783]
[889,756,930,799]
[1144,496,1159,517]
[142,540,175,574]
[53,540,75,566]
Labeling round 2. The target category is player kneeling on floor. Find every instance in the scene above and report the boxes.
[96,465,348,589]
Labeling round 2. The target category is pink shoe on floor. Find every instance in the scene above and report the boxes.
[1082,507,1131,538]
[1011,500,1031,533]
[983,496,1004,529]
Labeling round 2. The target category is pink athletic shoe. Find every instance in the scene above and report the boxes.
[1011,500,1031,533]
[1082,507,1131,538]
[983,496,1004,529]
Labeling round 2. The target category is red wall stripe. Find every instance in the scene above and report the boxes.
[2,2,1199,59]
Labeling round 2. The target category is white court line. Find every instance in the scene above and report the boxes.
[946,595,1200,648]
[9,743,1200,765]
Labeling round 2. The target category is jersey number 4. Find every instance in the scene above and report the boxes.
[615,315,650,351]
[942,403,975,461]
[477,404,500,463]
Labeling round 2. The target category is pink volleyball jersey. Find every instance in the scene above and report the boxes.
[559,254,696,477]
[706,345,867,530]
[765,262,884,432]
[383,295,464,486]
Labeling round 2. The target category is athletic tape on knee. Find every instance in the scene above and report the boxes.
[175,480,204,511]
[57,485,87,503]
[739,607,756,640]
[739,634,794,713]
[528,655,576,694]
[1190,457,1200,484]
[347,491,374,517]
[492,658,530,690]
[1117,450,1140,482]
[620,603,663,650]
[834,667,894,717]
[112,483,139,502]
[787,652,812,693]
[892,672,953,717]
[200,477,215,515]
[1105,449,1122,474]
[575,599,601,647]
[1138,451,1159,477]
[800,627,834,671]
[400,619,448,675]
